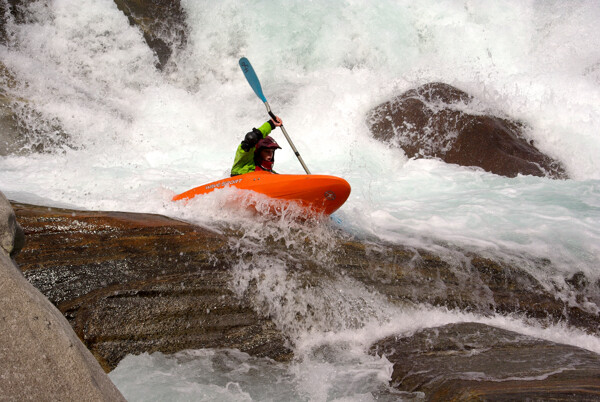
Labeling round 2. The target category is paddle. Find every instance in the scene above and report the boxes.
[239,57,311,174]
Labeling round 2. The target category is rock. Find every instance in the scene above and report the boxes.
[0,194,125,401]
[0,63,23,156]
[12,201,600,373]
[1,62,73,156]
[337,240,600,336]
[567,271,589,291]
[0,253,127,401]
[366,82,568,179]
[0,2,6,44]
[0,192,24,257]
[0,0,21,45]
[12,202,292,371]
[372,322,600,400]
[113,0,188,70]
[1,3,74,156]
[2,0,187,70]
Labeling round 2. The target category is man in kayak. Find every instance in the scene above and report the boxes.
[231,116,283,176]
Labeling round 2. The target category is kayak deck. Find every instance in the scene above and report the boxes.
[173,171,351,216]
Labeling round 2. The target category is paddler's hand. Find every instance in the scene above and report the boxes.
[270,116,282,128]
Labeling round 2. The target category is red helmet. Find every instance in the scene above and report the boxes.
[255,136,281,151]
[254,136,280,172]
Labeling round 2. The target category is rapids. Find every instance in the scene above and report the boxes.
[1,0,600,400]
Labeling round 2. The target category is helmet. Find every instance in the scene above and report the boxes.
[255,136,281,151]
[254,136,280,172]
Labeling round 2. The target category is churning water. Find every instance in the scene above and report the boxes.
[2,0,600,400]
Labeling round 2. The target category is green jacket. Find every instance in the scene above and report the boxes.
[230,121,273,176]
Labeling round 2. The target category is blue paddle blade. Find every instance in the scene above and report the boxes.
[239,57,267,103]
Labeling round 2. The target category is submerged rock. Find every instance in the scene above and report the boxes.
[337,240,600,336]
[366,82,568,179]
[0,0,24,45]
[372,322,600,400]
[1,62,73,156]
[0,63,23,156]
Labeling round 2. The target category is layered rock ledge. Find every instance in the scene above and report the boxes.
[10,201,600,399]
[12,202,291,372]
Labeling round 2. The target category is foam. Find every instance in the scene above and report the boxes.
[2,3,600,397]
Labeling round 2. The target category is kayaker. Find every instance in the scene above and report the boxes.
[231,116,283,176]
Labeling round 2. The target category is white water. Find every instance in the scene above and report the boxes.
[2,0,600,400]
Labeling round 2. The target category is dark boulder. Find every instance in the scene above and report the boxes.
[372,322,600,400]
[366,82,568,179]
[113,0,188,70]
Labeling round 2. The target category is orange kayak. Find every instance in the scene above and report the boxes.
[172,171,351,216]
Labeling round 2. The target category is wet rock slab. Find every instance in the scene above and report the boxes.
[11,201,600,386]
[372,322,600,400]
[12,202,291,371]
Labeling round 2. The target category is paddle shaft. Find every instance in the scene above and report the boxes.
[264,103,311,174]
[239,57,311,174]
